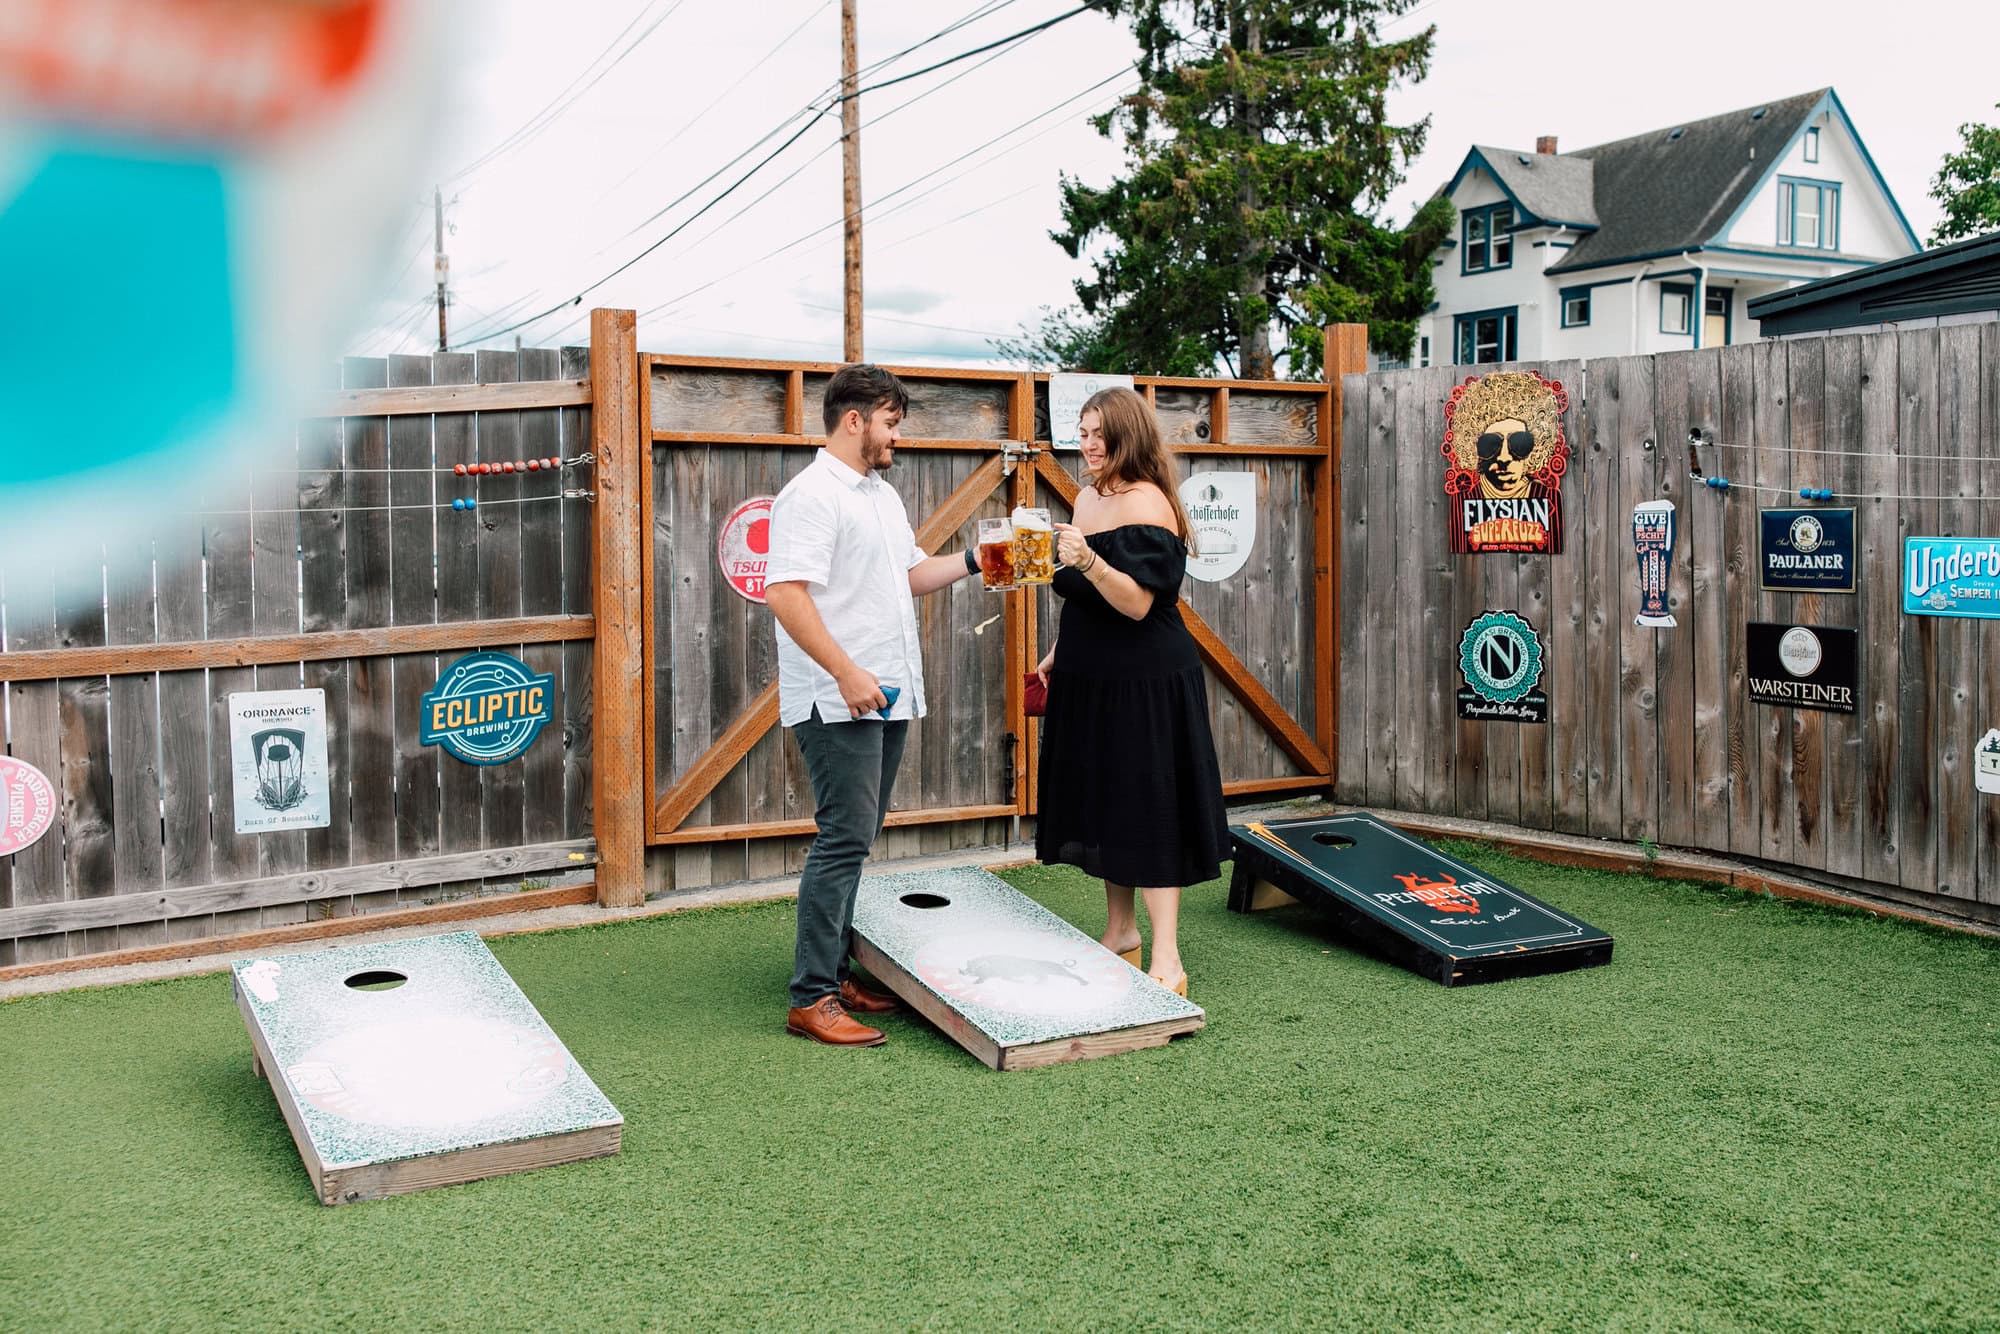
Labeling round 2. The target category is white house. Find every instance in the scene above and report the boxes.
[1390,88,1921,369]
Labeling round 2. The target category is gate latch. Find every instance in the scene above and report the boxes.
[1000,441,1037,476]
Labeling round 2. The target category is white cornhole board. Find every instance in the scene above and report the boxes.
[232,931,622,1205]
[850,867,1205,1070]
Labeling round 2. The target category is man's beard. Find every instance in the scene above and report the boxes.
[863,440,896,471]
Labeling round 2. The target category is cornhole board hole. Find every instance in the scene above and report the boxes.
[850,867,1205,1070]
[1227,814,1612,987]
[231,931,623,1205]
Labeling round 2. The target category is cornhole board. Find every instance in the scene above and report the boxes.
[850,867,1205,1070]
[231,931,622,1205]
[1227,814,1612,986]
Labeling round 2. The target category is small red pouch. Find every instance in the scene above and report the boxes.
[1023,672,1048,717]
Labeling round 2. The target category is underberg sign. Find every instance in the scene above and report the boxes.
[1903,536,2000,619]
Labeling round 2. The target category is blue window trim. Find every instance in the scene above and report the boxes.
[1777,175,1842,251]
[1701,91,1920,255]
[1460,203,1516,275]
[1803,127,1820,163]
[1453,305,1519,364]
[1660,282,1695,336]
[1559,285,1593,328]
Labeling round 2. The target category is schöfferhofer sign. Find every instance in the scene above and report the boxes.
[1904,537,2000,619]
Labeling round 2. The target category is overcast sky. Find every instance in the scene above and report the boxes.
[355,0,2000,367]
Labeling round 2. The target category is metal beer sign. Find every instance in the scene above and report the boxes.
[1457,610,1548,723]
[1904,537,2000,618]
[1745,623,1858,714]
[1761,508,1855,593]
[1632,500,1677,627]
[1441,370,1569,554]
[421,651,555,766]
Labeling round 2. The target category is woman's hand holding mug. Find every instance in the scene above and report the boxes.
[1054,522,1090,570]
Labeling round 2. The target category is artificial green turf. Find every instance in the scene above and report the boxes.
[4,848,1999,1331]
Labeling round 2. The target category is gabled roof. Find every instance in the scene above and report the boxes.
[1446,147,1599,230]
[1546,88,1830,272]
[1435,88,1920,274]
[1747,230,2000,335]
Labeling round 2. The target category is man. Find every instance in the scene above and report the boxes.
[763,364,979,1047]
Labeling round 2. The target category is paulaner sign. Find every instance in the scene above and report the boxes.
[1761,508,1855,593]
[1903,537,2000,619]
[1746,623,1857,714]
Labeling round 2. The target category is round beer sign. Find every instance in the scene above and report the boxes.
[718,496,775,603]
[0,756,56,856]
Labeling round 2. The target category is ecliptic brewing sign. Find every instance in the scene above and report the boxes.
[718,496,775,603]
[228,690,330,834]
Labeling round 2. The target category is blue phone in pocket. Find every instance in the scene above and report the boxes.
[875,684,901,719]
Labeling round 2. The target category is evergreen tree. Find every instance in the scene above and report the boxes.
[1929,106,2000,246]
[1002,0,1450,379]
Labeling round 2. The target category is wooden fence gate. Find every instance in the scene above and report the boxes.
[632,334,1365,893]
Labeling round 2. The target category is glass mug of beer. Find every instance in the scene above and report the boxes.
[976,516,1016,590]
[1011,506,1055,585]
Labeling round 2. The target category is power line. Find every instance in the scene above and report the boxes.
[458,7,1105,350]
[445,0,690,185]
[636,68,1134,326]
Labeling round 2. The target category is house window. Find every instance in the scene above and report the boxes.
[1419,335,1431,368]
[1777,177,1842,250]
[1803,127,1820,163]
[1454,307,1518,364]
[1661,283,1693,336]
[1560,287,1592,328]
[1461,204,1514,274]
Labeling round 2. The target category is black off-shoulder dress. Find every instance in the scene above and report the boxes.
[1035,524,1229,888]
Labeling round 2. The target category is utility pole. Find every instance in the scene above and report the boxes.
[434,186,450,352]
[840,0,863,362]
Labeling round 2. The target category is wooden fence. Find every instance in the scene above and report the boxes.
[0,348,602,965]
[636,337,1367,894]
[1337,325,2000,919]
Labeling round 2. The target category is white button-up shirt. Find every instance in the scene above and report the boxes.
[766,448,929,726]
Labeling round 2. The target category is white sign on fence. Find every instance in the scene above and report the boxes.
[229,689,330,834]
[1048,372,1135,449]
[1179,471,1256,582]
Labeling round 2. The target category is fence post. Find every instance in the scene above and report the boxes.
[1324,324,1369,797]
[590,309,645,907]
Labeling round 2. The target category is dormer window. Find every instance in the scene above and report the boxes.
[1803,127,1820,163]
[1463,204,1514,273]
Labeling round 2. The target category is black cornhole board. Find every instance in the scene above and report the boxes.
[1227,814,1612,986]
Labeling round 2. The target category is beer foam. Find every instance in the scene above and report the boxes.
[1011,507,1052,532]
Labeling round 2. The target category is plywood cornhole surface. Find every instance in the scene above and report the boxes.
[850,867,1204,1070]
[232,932,622,1205]
[1228,814,1612,986]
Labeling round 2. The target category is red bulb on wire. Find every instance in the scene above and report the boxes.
[526,458,540,471]
[453,463,467,476]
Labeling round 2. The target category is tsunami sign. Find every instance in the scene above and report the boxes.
[421,651,555,766]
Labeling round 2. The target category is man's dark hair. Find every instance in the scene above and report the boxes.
[822,364,910,433]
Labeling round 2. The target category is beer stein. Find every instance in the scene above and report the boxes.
[1012,507,1055,585]
[976,517,1016,590]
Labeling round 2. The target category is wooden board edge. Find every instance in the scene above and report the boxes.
[997,1012,1207,1071]
[233,981,332,1204]
[0,883,597,983]
[850,932,1003,1070]
[319,1122,623,1206]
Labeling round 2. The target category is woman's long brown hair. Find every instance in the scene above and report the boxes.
[1080,386,1197,553]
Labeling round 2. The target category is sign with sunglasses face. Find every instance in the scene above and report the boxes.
[1441,371,1570,555]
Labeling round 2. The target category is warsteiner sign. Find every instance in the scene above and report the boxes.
[1746,623,1857,714]
[1442,370,1570,554]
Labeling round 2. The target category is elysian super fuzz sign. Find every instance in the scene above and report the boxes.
[1441,370,1570,554]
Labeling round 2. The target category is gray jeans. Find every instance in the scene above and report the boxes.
[788,707,909,1007]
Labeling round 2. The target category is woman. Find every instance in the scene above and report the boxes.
[1034,387,1229,997]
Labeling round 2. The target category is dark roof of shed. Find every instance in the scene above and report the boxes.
[1541,88,1830,272]
[1747,230,2000,334]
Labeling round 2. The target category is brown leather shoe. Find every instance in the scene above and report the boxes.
[785,994,887,1047]
[839,977,901,1014]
